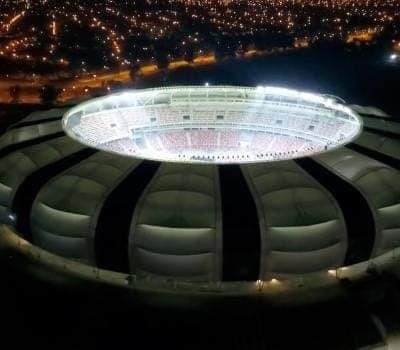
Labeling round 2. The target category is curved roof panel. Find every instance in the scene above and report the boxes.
[0,120,63,151]
[242,161,347,278]
[31,152,141,264]
[20,108,69,123]
[362,117,400,135]
[314,148,400,257]
[129,163,222,281]
[354,131,400,160]
[0,137,85,223]
[350,105,390,118]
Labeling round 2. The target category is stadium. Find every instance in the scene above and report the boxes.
[0,85,399,308]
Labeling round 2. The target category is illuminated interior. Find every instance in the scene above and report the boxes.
[62,86,362,164]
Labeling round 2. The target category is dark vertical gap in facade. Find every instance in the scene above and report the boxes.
[219,164,260,281]
[13,148,97,241]
[0,132,65,159]
[347,143,399,170]
[95,161,160,273]
[296,157,376,265]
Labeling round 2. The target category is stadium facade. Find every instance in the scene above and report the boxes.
[0,86,399,307]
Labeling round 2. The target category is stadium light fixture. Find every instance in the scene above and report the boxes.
[7,212,17,224]
[256,279,264,291]
[328,269,337,277]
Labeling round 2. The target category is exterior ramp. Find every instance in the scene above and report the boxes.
[129,163,222,281]
[0,136,85,223]
[31,152,141,265]
[314,148,400,257]
[241,161,347,279]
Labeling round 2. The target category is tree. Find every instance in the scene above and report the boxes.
[39,85,59,105]
[129,63,141,85]
[184,46,195,63]
[108,80,124,93]
[9,85,21,103]
[155,54,169,70]
[89,87,107,98]
[153,41,170,70]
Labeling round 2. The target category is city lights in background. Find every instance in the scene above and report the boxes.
[0,0,399,75]
[0,0,398,103]
[389,53,399,62]
[62,86,362,164]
